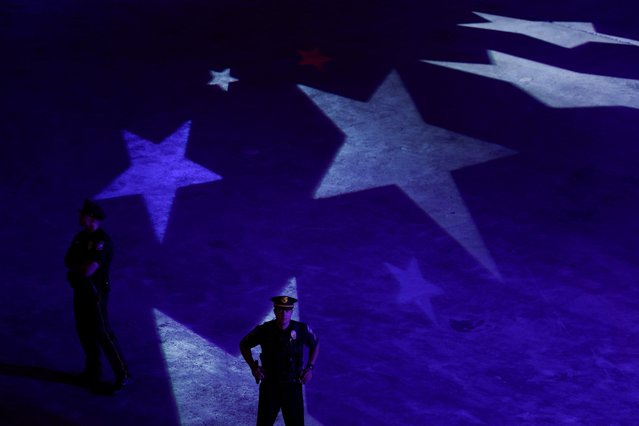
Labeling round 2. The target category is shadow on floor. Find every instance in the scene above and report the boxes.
[0,363,78,384]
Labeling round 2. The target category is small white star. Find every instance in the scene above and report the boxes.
[208,68,239,92]
[95,121,222,242]
[385,258,443,325]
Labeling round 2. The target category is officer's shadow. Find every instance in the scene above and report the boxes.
[0,362,112,393]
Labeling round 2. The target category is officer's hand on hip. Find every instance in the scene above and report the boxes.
[251,364,265,384]
[300,368,313,385]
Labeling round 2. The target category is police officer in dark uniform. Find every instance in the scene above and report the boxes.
[240,296,320,426]
[64,199,130,392]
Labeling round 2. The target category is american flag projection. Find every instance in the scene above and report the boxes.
[2,1,639,425]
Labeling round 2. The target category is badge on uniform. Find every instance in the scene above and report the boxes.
[96,241,104,251]
[290,330,297,342]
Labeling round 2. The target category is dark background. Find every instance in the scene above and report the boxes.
[2,0,638,424]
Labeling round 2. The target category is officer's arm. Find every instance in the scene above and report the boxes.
[79,261,100,278]
[64,240,80,269]
[239,336,256,368]
[64,251,75,269]
[299,342,319,385]
[66,260,99,278]
[307,341,319,368]
[304,326,320,369]
[81,239,109,277]
[240,330,264,382]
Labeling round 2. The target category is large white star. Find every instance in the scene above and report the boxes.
[95,121,222,242]
[385,258,443,326]
[424,51,639,109]
[461,11,639,48]
[208,68,239,92]
[299,71,515,277]
[154,278,322,426]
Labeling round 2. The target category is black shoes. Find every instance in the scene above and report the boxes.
[75,369,132,394]
[112,374,132,393]
[76,370,100,387]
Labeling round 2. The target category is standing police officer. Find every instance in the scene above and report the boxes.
[64,199,130,392]
[240,296,320,426]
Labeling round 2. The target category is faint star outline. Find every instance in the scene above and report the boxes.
[385,258,443,325]
[298,48,333,71]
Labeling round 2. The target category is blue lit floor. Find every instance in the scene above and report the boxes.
[2,1,639,425]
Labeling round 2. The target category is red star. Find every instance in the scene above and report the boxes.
[297,48,333,71]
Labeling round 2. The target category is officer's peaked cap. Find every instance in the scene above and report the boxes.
[271,295,297,308]
[79,199,106,220]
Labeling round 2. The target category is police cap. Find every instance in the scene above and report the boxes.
[271,295,297,309]
[79,199,106,220]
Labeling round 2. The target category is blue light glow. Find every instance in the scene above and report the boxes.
[425,51,639,109]
[299,71,516,277]
[95,121,222,242]
[385,258,443,326]
[461,12,639,48]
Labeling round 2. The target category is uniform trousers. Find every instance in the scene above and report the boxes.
[73,287,127,380]
[257,380,304,426]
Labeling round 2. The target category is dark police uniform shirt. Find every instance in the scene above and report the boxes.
[242,320,319,383]
[64,228,114,292]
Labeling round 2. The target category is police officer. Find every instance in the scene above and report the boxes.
[240,296,320,426]
[64,199,130,392]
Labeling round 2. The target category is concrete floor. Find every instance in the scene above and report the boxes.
[2,0,639,425]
